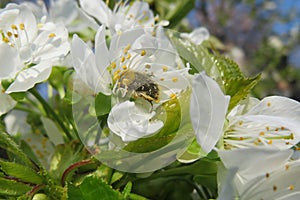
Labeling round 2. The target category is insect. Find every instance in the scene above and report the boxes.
[117,70,160,103]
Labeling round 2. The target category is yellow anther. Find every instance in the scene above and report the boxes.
[120,56,125,63]
[111,62,117,69]
[19,23,25,30]
[172,77,178,82]
[140,50,146,56]
[11,24,17,30]
[123,44,131,54]
[268,140,273,145]
[160,78,164,81]
[2,37,9,43]
[145,64,151,69]
[259,132,265,136]
[162,66,168,72]
[38,23,44,28]
[126,53,131,59]
[239,137,244,141]
[129,14,134,18]
[170,93,177,100]
[265,173,270,178]
[285,164,289,170]
[14,34,18,38]
[113,74,120,81]
[239,121,243,126]
[122,65,127,70]
[48,33,56,38]
[266,126,270,131]
[7,31,12,37]
[289,185,294,191]
[273,185,277,191]
[267,102,271,107]
[152,31,156,36]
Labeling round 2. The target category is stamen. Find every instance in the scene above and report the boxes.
[48,33,56,38]
[162,66,168,72]
[140,50,146,56]
[145,64,151,69]
[172,77,178,82]
[259,132,265,136]
[120,56,125,63]
[170,93,177,100]
[122,65,127,70]
[285,164,289,170]
[111,62,117,69]
[126,53,131,59]
[160,78,164,81]
[2,37,9,43]
[7,31,12,37]
[11,24,18,30]
[289,185,294,191]
[265,173,270,178]
[19,23,25,30]
[267,102,271,107]
[273,185,277,191]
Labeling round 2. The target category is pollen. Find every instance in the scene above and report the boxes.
[145,64,151,69]
[170,93,177,100]
[122,65,127,70]
[268,140,273,145]
[19,23,25,30]
[172,77,178,82]
[2,37,9,43]
[265,173,270,178]
[120,56,125,63]
[285,164,289,170]
[11,24,18,30]
[289,184,295,191]
[111,62,117,69]
[162,66,168,72]
[259,131,265,136]
[7,31,12,37]
[140,50,146,56]
[48,33,56,38]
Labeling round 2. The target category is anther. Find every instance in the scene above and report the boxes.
[140,50,146,56]
[162,66,168,72]
[11,24,18,30]
[19,23,25,30]
[48,33,56,38]
[120,56,125,63]
[172,77,178,82]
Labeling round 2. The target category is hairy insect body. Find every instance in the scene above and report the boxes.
[118,70,159,102]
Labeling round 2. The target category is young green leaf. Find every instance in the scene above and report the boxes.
[0,160,44,184]
[0,177,32,196]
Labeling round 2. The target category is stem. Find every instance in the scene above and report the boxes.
[29,88,72,141]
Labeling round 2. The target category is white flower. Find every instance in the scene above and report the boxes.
[0,83,16,116]
[71,26,190,141]
[218,148,300,199]
[79,0,168,34]
[224,96,300,150]
[21,0,99,33]
[107,100,163,142]
[0,3,69,93]
[181,27,210,45]
[190,72,230,153]
[4,110,56,169]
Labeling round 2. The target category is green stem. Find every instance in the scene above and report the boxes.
[29,88,72,141]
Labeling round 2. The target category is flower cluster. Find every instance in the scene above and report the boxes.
[0,0,299,199]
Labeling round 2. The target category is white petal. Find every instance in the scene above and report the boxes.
[108,101,163,142]
[0,43,22,79]
[32,22,69,63]
[95,26,112,87]
[181,27,210,45]
[0,88,16,116]
[41,117,64,145]
[79,0,111,26]
[71,35,111,95]
[5,61,52,93]
[190,72,230,153]
[219,148,293,185]
[4,110,30,135]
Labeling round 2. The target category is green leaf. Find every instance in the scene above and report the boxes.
[67,183,84,200]
[49,141,89,183]
[78,176,122,200]
[94,93,111,117]
[0,177,32,196]
[215,56,261,111]
[0,160,44,184]
[0,131,34,168]
[122,181,132,199]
